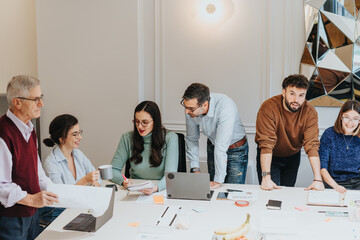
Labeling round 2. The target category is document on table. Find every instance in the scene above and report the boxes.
[47,183,112,217]
[227,189,258,202]
[307,189,346,206]
[127,181,154,191]
[136,190,167,204]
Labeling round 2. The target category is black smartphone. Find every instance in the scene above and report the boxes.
[226,189,243,192]
[266,199,282,210]
[105,184,118,191]
[216,192,229,200]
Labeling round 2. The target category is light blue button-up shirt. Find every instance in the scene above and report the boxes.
[43,145,101,185]
[185,93,246,183]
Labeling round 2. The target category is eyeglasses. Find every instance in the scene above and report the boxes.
[70,130,83,137]
[133,119,153,127]
[16,94,44,104]
[342,117,360,124]
[180,99,202,113]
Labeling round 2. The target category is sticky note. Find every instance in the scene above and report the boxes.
[128,222,140,227]
[294,206,309,211]
[153,195,164,204]
[325,218,332,222]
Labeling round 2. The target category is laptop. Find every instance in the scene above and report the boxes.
[63,187,115,232]
[165,172,213,201]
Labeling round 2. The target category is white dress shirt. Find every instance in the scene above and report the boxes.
[0,110,51,208]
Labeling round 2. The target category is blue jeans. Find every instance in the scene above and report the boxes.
[207,139,249,184]
[0,210,40,240]
[38,207,65,233]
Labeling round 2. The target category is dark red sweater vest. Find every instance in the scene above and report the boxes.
[0,115,40,217]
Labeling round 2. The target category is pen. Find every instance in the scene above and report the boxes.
[156,206,169,226]
[169,214,177,226]
[122,174,128,181]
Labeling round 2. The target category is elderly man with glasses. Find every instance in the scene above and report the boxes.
[181,83,248,188]
[0,75,58,240]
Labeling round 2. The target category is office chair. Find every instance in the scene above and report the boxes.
[124,132,186,178]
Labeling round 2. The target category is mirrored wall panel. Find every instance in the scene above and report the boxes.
[301,0,360,106]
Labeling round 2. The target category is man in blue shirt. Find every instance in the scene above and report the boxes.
[181,83,248,188]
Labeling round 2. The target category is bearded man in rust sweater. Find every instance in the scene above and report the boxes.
[255,74,324,191]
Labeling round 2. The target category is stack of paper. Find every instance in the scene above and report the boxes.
[127,181,154,191]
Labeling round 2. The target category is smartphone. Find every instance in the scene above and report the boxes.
[266,199,282,210]
[105,184,118,191]
[216,192,229,200]
[226,189,243,192]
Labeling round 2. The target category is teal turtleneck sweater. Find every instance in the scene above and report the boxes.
[111,131,179,191]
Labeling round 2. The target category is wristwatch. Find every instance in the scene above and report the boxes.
[190,167,200,173]
[261,171,271,177]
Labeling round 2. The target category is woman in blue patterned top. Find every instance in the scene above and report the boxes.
[320,100,360,193]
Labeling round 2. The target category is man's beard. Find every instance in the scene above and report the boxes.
[284,98,302,113]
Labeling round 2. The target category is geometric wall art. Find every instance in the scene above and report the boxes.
[301,0,360,106]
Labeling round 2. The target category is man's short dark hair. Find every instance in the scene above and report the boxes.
[182,83,210,105]
[282,74,309,90]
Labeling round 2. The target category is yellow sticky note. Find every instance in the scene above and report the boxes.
[128,222,140,227]
[153,195,164,204]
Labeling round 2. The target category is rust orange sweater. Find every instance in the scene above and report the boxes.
[255,95,319,158]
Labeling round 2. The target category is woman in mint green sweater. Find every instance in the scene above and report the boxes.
[111,101,179,195]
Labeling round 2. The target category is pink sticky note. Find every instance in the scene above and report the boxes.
[128,222,140,227]
[294,206,310,211]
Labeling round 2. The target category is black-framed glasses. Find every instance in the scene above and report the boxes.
[342,116,360,124]
[70,130,83,137]
[133,119,153,127]
[180,99,202,113]
[16,94,44,104]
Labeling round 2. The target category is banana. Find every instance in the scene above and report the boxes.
[222,214,250,240]
[213,213,250,236]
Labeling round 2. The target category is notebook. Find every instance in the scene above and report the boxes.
[307,189,346,207]
[63,187,115,232]
[165,172,213,201]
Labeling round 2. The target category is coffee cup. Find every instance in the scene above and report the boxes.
[99,165,113,180]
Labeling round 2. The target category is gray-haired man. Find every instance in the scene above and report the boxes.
[0,75,58,239]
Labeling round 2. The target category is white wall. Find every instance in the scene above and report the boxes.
[0,0,38,92]
[35,0,342,186]
[36,0,139,168]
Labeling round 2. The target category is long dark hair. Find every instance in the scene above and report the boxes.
[130,101,166,167]
[43,114,78,147]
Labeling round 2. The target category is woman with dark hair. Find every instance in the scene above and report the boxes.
[320,100,360,193]
[43,114,100,186]
[39,114,100,231]
[111,101,179,195]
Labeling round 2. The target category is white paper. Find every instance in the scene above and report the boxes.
[307,189,345,205]
[47,183,112,217]
[136,190,167,204]
[227,189,258,202]
[127,181,154,191]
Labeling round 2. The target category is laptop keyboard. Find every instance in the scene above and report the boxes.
[63,213,96,232]
[78,216,96,232]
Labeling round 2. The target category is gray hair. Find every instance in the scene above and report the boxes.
[7,75,40,108]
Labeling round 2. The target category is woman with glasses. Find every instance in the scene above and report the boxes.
[39,114,100,230]
[320,100,360,193]
[111,101,179,195]
[43,114,100,186]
